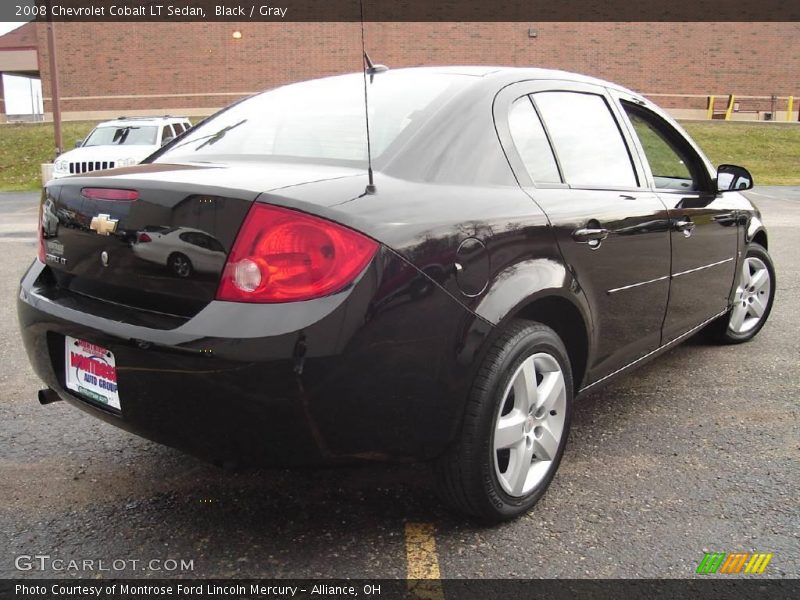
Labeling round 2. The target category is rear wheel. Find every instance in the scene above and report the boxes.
[168,252,194,278]
[435,320,573,522]
[705,243,775,344]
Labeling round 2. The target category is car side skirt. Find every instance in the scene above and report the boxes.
[576,308,728,397]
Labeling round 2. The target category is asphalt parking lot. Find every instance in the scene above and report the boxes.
[1,188,797,580]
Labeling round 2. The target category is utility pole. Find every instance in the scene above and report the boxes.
[46,20,63,158]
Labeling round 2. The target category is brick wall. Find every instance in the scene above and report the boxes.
[34,22,800,118]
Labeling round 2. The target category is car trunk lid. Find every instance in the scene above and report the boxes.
[42,162,362,317]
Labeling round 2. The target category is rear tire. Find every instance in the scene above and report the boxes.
[435,320,573,522]
[704,243,775,344]
[168,252,194,278]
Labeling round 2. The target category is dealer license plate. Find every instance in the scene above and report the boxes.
[64,336,120,410]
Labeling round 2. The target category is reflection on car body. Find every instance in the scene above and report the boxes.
[41,198,59,237]
[132,227,227,278]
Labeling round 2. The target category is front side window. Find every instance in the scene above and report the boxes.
[533,92,638,188]
[622,102,702,191]
[507,97,561,184]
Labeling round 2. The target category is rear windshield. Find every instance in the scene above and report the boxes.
[84,126,159,146]
[154,72,469,165]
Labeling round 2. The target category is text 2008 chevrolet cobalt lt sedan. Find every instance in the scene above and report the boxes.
[18,67,775,521]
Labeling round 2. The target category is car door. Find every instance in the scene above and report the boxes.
[613,94,740,342]
[495,81,672,385]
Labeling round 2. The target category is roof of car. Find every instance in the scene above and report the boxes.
[96,116,191,127]
[353,66,642,100]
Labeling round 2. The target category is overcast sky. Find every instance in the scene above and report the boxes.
[1,21,43,115]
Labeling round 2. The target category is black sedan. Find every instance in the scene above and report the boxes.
[18,67,775,521]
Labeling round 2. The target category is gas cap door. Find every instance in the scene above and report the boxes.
[454,237,490,297]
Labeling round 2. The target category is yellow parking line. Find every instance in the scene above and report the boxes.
[405,522,444,600]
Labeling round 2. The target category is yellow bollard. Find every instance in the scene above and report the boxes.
[788,96,794,122]
[706,95,715,120]
[724,95,735,120]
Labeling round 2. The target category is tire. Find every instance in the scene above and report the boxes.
[435,320,573,522]
[168,252,194,278]
[704,243,775,344]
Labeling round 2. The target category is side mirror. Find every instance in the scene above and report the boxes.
[74,139,83,148]
[716,164,753,192]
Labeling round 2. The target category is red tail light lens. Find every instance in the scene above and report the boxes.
[217,204,378,303]
[137,232,152,243]
[81,188,139,201]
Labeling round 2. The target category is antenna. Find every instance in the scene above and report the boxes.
[365,52,389,82]
[359,0,385,195]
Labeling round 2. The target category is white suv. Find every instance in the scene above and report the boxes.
[52,116,192,179]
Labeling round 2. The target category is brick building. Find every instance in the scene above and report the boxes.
[0,22,39,120]
[2,21,799,122]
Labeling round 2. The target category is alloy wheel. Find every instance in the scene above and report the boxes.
[729,256,771,334]
[172,256,191,278]
[493,352,567,497]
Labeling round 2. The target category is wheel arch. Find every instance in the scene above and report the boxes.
[168,250,190,262]
[510,294,590,393]
[470,258,593,393]
[746,212,768,250]
[751,228,768,250]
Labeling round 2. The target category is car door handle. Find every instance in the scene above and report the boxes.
[572,227,610,243]
[674,219,696,234]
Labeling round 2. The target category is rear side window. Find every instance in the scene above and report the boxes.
[508,97,561,184]
[533,92,638,188]
[173,123,185,135]
[179,231,223,251]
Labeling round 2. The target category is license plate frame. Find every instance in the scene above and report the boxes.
[64,336,121,410]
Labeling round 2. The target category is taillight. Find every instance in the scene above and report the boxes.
[137,232,152,243]
[217,204,378,303]
[81,188,139,201]
[37,201,45,263]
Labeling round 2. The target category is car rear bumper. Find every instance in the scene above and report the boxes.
[17,252,492,466]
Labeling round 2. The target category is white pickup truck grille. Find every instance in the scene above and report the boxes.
[69,161,115,174]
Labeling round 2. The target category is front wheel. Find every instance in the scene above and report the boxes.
[435,320,573,522]
[705,243,775,344]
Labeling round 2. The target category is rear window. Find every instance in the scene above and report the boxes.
[84,126,158,146]
[154,72,469,165]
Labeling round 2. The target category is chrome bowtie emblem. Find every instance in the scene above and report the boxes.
[89,213,118,236]
[100,251,109,267]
